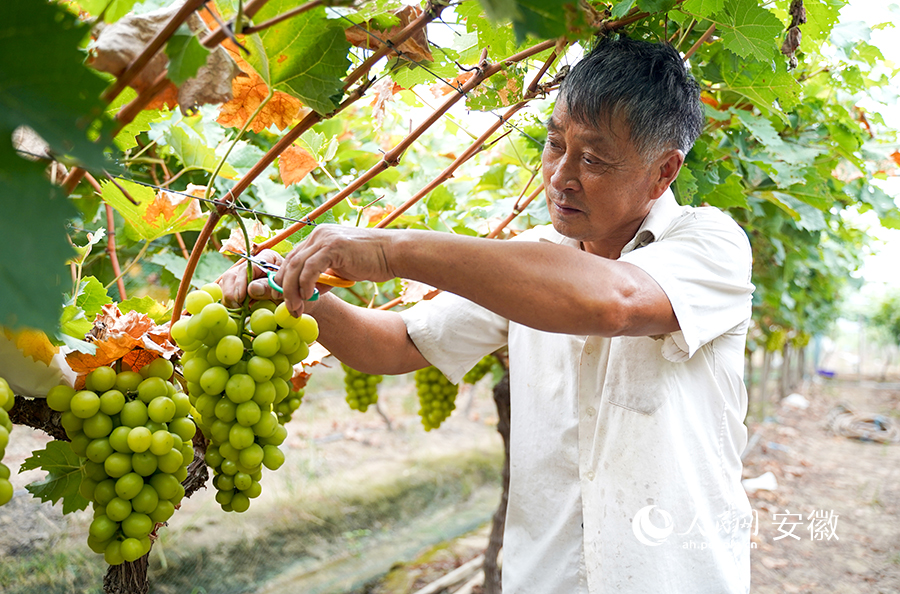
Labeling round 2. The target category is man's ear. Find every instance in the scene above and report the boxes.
[653,149,685,198]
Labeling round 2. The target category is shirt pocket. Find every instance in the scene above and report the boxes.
[603,336,674,415]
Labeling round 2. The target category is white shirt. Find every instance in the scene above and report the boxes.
[401,189,754,594]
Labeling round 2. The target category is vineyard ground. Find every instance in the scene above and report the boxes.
[743,375,900,594]
[0,366,505,594]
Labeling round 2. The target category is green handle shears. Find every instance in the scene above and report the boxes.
[228,251,319,302]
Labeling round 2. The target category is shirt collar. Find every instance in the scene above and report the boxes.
[619,187,684,256]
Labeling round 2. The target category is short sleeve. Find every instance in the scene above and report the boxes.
[619,207,753,361]
[400,291,509,384]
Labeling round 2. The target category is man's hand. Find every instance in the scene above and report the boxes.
[219,249,286,308]
[275,225,395,317]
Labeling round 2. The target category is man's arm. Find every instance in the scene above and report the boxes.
[275,226,678,338]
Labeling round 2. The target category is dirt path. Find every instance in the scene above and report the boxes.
[744,377,900,594]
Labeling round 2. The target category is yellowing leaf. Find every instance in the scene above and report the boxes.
[217,72,304,133]
[3,327,59,365]
[143,185,204,229]
[279,145,319,186]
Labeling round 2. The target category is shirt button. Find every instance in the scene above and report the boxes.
[586,471,596,481]
[585,344,594,355]
[586,407,596,417]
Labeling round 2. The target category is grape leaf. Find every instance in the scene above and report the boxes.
[720,58,800,120]
[709,0,783,62]
[59,304,93,341]
[803,0,846,42]
[0,1,113,171]
[164,127,239,178]
[637,0,678,13]
[101,179,209,242]
[76,276,113,321]
[673,166,699,205]
[681,0,724,17]
[243,3,350,115]
[611,0,638,19]
[150,251,232,289]
[477,0,590,42]
[286,198,337,243]
[704,172,748,209]
[457,3,522,61]
[165,25,211,86]
[21,441,90,515]
[466,66,526,111]
[118,296,171,324]
[0,143,76,334]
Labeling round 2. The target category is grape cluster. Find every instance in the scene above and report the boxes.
[415,367,458,431]
[462,355,496,385]
[170,285,318,513]
[46,360,195,565]
[342,364,382,413]
[0,378,15,506]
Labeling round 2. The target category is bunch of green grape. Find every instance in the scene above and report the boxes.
[0,378,15,506]
[462,355,497,385]
[46,359,196,565]
[415,367,458,431]
[274,388,303,425]
[169,285,318,513]
[342,364,382,413]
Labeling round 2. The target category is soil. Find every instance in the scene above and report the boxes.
[743,376,900,594]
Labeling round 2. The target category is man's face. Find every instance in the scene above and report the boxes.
[541,101,664,257]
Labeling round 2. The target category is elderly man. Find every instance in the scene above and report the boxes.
[222,37,754,594]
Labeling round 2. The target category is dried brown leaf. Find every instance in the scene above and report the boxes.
[279,145,319,186]
[67,304,177,378]
[219,219,272,254]
[431,71,474,97]
[400,280,439,305]
[345,5,433,63]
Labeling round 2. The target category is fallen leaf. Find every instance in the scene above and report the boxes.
[66,304,177,378]
[279,145,319,186]
[345,5,433,63]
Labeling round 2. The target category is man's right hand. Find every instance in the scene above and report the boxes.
[219,249,286,308]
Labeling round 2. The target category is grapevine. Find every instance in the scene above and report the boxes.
[45,359,195,564]
[170,286,319,512]
[342,363,382,413]
[0,378,14,506]
[415,367,458,431]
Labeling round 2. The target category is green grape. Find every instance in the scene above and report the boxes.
[262,445,285,470]
[250,308,278,334]
[200,366,229,395]
[148,397,176,423]
[99,390,126,416]
[86,438,115,463]
[104,452,133,478]
[252,331,280,358]
[185,289,214,315]
[201,282,224,302]
[415,367,459,431]
[150,500,175,523]
[94,479,117,506]
[216,335,244,366]
[144,357,174,380]
[46,385,76,412]
[246,356,275,383]
[126,427,152,453]
[169,417,196,442]
[235,401,261,427]
[238,443,264,468]
[294,313,319,344]
[214,398,238,423]
[463,355,496,384]
[137,377,167,404]
[121,537,145,563]
[225,374,255,404]
[60,411,84,434]
[89,515,118,541]
[122,512,153,538]
[87,367,117,393]
[273,302,299,329]
[342,364,382,413]
[71,390,101,419]
[200,302,230,330]
[83,413,113,439]
[107,497,133,522]
[276,328,300,355]
[157,449,183,474]
[132,451,159,476]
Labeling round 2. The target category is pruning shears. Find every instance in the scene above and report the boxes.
[227,251,356,302]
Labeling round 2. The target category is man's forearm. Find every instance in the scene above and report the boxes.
[307,292,429,375]
[387,230,676,337]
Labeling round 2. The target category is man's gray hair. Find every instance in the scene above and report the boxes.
[559,37,704,160]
